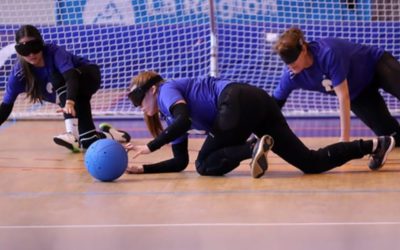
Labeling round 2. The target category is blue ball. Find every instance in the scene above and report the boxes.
[84,139,128,182]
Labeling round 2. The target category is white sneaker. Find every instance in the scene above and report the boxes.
[53,133,81,153]
[99,123,131,143]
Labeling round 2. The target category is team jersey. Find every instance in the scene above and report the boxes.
[3,43,90,105]
[158,76,232,144]
[273,38,384,101]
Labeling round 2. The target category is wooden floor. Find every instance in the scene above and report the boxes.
[1,120,400,250]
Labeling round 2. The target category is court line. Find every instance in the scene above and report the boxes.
[0,166,83,171]
[2,187,400,198]
[1,221,400,229]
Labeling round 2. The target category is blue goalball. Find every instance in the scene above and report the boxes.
[84,139,128,182]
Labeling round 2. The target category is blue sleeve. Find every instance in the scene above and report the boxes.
[52,46,76,74]
[158,83,185,116]
[320,48,348,87]
[157,81,190,145]
[3,67,25,104]
[273,70,294,101]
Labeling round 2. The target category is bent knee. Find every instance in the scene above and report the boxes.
[195,160,224,176]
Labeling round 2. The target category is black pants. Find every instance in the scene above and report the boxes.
[52,64,101,144]
[351,51,400,146]
[195,83,373,176]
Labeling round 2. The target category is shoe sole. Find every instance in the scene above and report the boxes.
[370,137,395,170]
[99,123,131,143]
[53,137,81,153]
[250,153,268,178]
[250,135,274,178]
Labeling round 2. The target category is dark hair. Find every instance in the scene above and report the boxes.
[15,25,44,44]
[274,27,307,64]
[15,25,45,103]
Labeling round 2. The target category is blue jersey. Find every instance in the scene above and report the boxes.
[273,38,384,101]
[3,43,90,104]
[158,76,232,144]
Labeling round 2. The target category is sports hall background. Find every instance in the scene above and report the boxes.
[0,0,399,119]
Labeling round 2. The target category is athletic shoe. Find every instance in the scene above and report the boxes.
[246,134,258,146]
[369,136,395,170]
[80,132,100,151]
[53,132,81,153]
[99,123,131,143]
[250,135,274,178]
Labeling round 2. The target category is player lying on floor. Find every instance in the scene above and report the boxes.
[124,71,394,178]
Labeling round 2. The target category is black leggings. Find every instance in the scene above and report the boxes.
[52,64,101,140]
[195,83,373,176]
[351,51,400,146]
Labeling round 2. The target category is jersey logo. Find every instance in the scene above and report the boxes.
[321,75,333,92]
[288,69,296,79]
[46,82,53,94]
[15,68,25,82]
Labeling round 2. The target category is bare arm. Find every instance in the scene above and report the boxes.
[333,79,351,142]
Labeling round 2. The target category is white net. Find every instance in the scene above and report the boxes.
[215,0,400,116]
[0,0,399,118]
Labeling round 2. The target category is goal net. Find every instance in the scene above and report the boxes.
[0,0,399,119]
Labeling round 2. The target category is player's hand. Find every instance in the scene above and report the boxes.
[56,100,76,117]
[126,144,151,159]
[125,165,144,174]
[124,142,134,151]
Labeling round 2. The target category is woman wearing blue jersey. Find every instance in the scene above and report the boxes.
[273,27,400,146]
[124,71,394,177]
[0,25,130,151]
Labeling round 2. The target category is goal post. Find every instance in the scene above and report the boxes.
[0,0,399,119]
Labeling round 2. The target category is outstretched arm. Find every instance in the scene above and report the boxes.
[126,138,189,174]
[125,102,192,173]
[334,79,351,142]
[147,102,191,152]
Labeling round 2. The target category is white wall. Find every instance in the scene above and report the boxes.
[0,0,56,25]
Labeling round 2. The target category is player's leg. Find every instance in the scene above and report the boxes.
[73,65,102,149]
[375,51,400,98]
[195,84,256,176]
[195,129,253,176]
[370,51,400,146]
[195,83,273,177]
[53,113,80,153]
[76,64,130,148]
[351,84,400,147]
[250,86,394,173]
[51,71,80,152]
[74,97,99,149]
[264,117,393,173]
